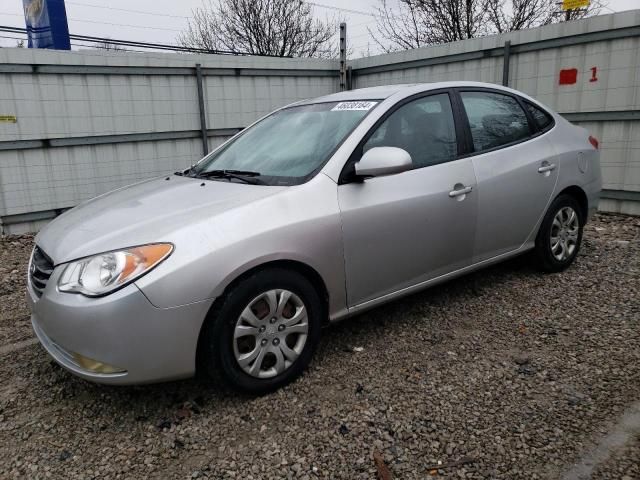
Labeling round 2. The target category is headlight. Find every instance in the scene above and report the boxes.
[58,244,173,297]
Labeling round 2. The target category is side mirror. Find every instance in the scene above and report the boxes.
[355,147,413,178]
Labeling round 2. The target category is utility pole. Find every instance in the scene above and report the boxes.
[339,22,347,91]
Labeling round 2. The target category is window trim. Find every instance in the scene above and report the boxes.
[453,87,556,159]
[338,88,465,184]
[522,99,556,135]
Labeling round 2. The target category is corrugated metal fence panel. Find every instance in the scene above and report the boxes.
[572,120,640,192]
[0,49,339,227]
[203,74,338,129]
[1,12,639,232]
[0,72,201,141]
[505,15,640,195]
[509,36,640,113]
[0,137,228,216]
[353,57,503,88]
[0,48,339,142]
[350,11,640,203]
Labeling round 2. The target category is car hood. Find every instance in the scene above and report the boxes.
[36,175,287,264]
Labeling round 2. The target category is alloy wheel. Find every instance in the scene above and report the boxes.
[233,289,308,379]
[550,206,579,262]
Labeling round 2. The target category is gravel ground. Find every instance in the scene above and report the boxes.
[0,213,638,480]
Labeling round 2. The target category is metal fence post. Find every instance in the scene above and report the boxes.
[195,63,209,156]
[502,40,511,87]
[339,22,347,91]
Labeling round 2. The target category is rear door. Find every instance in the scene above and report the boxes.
[337,91,478,307]
[456,89,559,263]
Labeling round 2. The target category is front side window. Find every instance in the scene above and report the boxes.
[193,101,378,185]
[460,91,531,152]
[363,93,458,169]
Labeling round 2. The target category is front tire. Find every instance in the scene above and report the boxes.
[534,194,584,272]
[200,268,322,394]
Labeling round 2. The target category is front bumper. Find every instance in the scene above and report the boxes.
[27,269,214,385]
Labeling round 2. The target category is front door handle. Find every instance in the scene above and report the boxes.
[538,162,556,173]
[449,185,473,198]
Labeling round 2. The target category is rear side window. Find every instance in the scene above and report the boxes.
[525,101,553,131]
[363,93,457,169]
[460,91,531,152]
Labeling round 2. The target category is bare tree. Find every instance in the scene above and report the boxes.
[372,0,606,53]
[488,0,604,33]
[415,0,492,42]
[487,0,555,33]
[95,39,125,51]
[179,0,337,58]
[369,0,432,52]
[370,0,491,53]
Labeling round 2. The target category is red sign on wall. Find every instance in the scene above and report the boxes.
[559,68,578,85]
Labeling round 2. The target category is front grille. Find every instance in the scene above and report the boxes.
[30,246,54,298]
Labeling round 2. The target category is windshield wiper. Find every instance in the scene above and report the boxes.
[195,169,266,185]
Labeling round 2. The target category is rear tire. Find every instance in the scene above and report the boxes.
[199,268,322,394]
[534,194,584,272]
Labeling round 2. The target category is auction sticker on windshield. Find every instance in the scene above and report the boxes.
[332,101,378,111]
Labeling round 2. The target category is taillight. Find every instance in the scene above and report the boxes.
[589,135,599,149]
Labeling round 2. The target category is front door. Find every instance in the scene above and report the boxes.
[337,92,478,307]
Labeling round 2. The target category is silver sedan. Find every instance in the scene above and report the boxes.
[27,82,601,393]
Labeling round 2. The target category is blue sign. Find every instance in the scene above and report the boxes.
[23,0,71,50]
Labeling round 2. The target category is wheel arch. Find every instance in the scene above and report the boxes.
[195,259,331,375]
[223,259,330,323]
[556,185,588,221]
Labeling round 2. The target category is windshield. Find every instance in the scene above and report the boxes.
[192,101,379,185]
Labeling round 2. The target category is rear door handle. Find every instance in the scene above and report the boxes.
[538,163,556,173]
[449,186,473,197]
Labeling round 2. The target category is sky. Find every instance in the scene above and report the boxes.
[0,0,638,55]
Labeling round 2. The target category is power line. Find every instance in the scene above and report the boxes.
[0,25,199,52]
[349,31,373,40]
[351,19,378,28]
[600,4,616,14]
[0,25,286,57]
[65,1,190,19]
[48,0,389,22]
[2,2,384,39]
[306,1,376,17]
[71,42,147,53]
[1,12,182,32]
[0,34,26,42]
[69,17,183,32]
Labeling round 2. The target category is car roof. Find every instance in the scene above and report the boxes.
[305,84,419,103]
[298,81,528,104]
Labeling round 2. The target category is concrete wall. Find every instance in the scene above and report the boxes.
[351,11,640,215]
[0,49,339,233]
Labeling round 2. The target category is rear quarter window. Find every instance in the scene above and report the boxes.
[525,101,554,131]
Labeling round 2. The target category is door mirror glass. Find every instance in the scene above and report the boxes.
[355,147,412,178]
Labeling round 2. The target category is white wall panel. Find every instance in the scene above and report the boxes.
[0,138,205,216]
[0,48,338,229]
[1,11,639,232]
[351,11,640,206]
